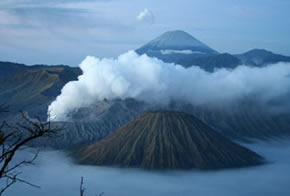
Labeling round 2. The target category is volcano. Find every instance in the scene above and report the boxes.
[76,111,263,170]
[135,30,290,71]
[136,30,217,54]
[135,30,218,65]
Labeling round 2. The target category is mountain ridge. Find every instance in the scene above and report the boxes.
[136,30,290,71]
[0,65,81,119]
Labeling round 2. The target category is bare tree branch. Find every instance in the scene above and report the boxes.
[79,177,104,196]
[80,176,85,196]
[0,105,63,195]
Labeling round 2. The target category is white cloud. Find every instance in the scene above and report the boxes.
[136,8,154,24]
[160,50,205,55]
[48,51,290,121]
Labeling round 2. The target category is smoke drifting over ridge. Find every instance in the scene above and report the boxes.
[48,51,290,121]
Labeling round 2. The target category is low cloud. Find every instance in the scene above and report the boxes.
[48,51,290,121]
[136,8,154,24]
[4,140,290,196]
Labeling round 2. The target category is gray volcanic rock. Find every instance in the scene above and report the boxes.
[29,99,151,149]
[16,99,290,149]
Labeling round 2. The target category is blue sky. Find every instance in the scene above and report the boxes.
[0,0,289,66]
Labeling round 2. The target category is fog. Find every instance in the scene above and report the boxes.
[48,51,290,121]
[3,140,290,196]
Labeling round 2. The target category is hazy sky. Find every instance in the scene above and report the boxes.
[0,0,289,66]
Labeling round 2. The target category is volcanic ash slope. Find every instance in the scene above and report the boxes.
[76,111,264,170]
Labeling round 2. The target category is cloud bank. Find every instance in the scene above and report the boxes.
[4,141,290,196]
[136,8,154,24]
[48,51,290,121]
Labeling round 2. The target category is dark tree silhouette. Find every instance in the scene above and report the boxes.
[79,177,104,196]
[0,105,63,195]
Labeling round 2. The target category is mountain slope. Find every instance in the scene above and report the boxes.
[236,49,290,66]
[137,30,216,52]
[136,31,290,71]
[0,61,28,79]
[27,99,150,149]
[136,30,218,64]
[0,66,81,119]
[76,111,264,170]
[18,99,290,149]
[169,102,290,140]
[176,53,241,71]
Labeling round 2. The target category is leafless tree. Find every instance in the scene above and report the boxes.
[79,177,104,196]
[80,176,85,196]
[0,105,63,195]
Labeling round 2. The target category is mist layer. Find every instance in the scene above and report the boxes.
[4,141,290,196]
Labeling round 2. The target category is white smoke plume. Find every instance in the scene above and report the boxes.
[48,51,290,121]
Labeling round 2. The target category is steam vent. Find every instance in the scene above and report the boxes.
[76,111,264,170]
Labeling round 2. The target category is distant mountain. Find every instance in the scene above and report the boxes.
[235,49,290,66]
[169,102,290,141]
[0,64,81,119]
[76,111,264,170]
[136,30,218,64]
[0,61,28,79]
[176,53,241,71]
[0,61,80,79]
[1,33,290,149]
[136,31,290,71]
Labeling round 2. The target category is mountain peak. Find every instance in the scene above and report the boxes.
[244,49,274,56]
[236,48,290,66]
[144,30,215,51]
[136,30,218,58]
[153,30,207,48]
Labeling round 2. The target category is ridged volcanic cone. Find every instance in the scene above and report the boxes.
[76,111,264,170]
